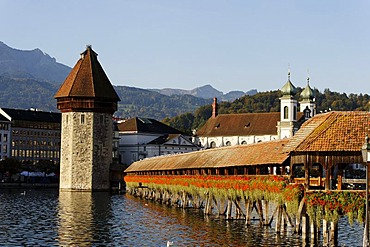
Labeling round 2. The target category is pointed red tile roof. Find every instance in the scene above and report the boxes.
[54,45,120,101]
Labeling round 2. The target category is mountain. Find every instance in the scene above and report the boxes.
[0,76,59,111]
[114,86,212,120]
[150,84,257,101]
[0,41,255,119]
[0,41,71,83]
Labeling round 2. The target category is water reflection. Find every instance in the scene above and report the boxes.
[57,191,112,246]
[0,189,363,246]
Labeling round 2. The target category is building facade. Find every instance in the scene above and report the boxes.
[0,108,61,163]
[117,117,200,165]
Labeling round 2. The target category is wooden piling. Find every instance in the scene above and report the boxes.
[310,219,317,246]
[264,200,269,226]
[301,215,309,245]
[276,205,282,233]
[329,221,338,246]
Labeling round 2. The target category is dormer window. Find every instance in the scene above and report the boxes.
[215,123,220,129]
[304,107,311,119]
[244,122,251,128]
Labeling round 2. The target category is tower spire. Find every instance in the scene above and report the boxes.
[307,69,310,86]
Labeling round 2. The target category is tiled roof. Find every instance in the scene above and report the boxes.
[117,117,183,134]
[125,139,290,172]
[0,108,61,123]
[54,46,120,102]
[196,112,281,137]
[286,111,370,152]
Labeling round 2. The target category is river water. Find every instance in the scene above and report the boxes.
[0,189,364,246]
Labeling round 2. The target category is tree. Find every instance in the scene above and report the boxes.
[0,158,22,181]
[34,159,59,174]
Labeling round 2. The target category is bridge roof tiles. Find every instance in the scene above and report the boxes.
[288,111,370,152]
[125,139,290,172]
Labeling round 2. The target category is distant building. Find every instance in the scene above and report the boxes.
[194,72,315,148]
[117,117,200,165]
[0,107,61,163]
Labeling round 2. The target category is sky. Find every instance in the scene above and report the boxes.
[2,0,370,94]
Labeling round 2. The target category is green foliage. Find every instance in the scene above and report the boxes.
[114,86,212,120]
[0,77,59,111]
[164,88,370,133]
[34,160,60,174]
[0,158,22,176]
[305,191,366,226]
[1,74,370,135]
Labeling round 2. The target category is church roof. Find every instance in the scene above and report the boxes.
[117,117,183,134]
[54,45,120,102]
[195,112,280,137]
[300,77,314,100]
[281,72,296,96]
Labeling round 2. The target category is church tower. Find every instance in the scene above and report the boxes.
[300,76,315,119]
[55,45,120,191]
[277,71,298,139]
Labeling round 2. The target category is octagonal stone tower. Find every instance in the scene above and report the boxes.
[55,45,120,191]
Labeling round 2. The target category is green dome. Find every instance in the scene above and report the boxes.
[281,72,296,96]
[301,77,314,100]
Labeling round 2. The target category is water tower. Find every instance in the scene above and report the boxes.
[55,45,120,191]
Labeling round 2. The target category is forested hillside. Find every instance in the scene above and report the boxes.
[163,88,370,135]
[0,76,213,119]
[114,86,212,119]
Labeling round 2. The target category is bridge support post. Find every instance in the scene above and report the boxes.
[329,221,338,246]
[301,214,309,244]
[323,219,329,246]
[310,219,317,246]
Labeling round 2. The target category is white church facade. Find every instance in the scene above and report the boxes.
[194,72,315,149]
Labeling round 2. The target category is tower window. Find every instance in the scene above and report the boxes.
[284,106,288,119]
[81,114,85,124]
[293,106,297,120]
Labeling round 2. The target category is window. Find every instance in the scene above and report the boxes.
[3,134,7,142]
[210,141,216,148]
[304,107,311,119]
[293,106,297,120]
[66,115,69,125]
[81,114,85,124]
[225,141,231,146]
[284,106,288,119]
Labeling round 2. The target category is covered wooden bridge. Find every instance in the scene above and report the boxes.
[124,111,370,246]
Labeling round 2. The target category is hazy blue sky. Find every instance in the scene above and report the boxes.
[2,0,370,94]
